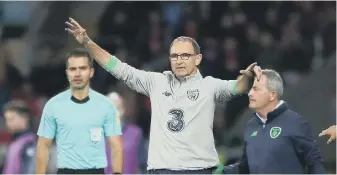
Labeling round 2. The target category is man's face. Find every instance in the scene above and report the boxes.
[248,75,274,110]
[4,110,26,133]
[169,41,202,78]
[66,56,94,90]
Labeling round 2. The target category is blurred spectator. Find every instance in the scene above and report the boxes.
[161,2,184,40]
[256,31,282,71]
[105,92,147,174]
[0,46,10,115]
[136,10,166,62]
[1,101,36,174]
[200,37,219,76]
[216,37,241,80]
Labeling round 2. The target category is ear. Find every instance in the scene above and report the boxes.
[269,91,278,102]
[65,70,69,79]
[90,68,94,78]
[195,54,202,66]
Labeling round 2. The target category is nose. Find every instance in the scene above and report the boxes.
[75,69,81,76]
[248,89,253,97]
[176,57,183,64]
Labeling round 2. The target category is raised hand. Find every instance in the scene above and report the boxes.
[239,62,262,81]
[65,17,90,44]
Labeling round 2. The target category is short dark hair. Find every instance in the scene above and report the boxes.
[169,36,201,54]
[65,48,93,68]
[3,101,31,119]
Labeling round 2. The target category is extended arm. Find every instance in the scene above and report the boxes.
[213,63,261,102]
[65,18,157,96]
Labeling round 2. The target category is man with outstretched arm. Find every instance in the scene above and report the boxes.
[65,17,261,174]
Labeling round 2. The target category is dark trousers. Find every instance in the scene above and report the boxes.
[147,167,215,174]
[57,168,105,174]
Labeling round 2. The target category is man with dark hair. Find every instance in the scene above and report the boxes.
[2,101,36,174]
[35,48,123,174]
[65,18,262,174]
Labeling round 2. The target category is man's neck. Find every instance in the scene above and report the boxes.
[72,87,90,100]
[256,101,280,120]
[189,69,198,77]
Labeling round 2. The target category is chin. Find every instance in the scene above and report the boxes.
[248,103,256,109]
[72,85,86,90]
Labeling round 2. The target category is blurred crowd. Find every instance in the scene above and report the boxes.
[0,1,335,173]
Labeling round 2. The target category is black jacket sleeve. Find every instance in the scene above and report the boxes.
[291,117,326,174]
[223,143,249,174]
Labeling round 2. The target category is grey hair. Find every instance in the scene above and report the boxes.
[169,36,201,54]
[262,69,284,98]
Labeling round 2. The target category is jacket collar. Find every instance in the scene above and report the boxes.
[173,70,203,85]
[253,101,289,125]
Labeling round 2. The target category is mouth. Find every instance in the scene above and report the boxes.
[175,67,185,70]
[72,79,83,84]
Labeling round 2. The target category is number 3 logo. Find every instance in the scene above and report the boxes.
[167,109,185,132]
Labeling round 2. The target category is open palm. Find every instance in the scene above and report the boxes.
[65,17,89,44]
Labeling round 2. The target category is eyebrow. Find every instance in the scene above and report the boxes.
[170,53,195,55]
[69,65,89,68]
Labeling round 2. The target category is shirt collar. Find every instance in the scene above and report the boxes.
[68,88,92,104]
[256,100,285,123]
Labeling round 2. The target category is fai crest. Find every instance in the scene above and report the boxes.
[270,127,282,139]
[187,89,199,101]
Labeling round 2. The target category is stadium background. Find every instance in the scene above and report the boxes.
[0,1,335,173]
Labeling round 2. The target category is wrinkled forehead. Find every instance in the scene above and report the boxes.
[170,41,195,54]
